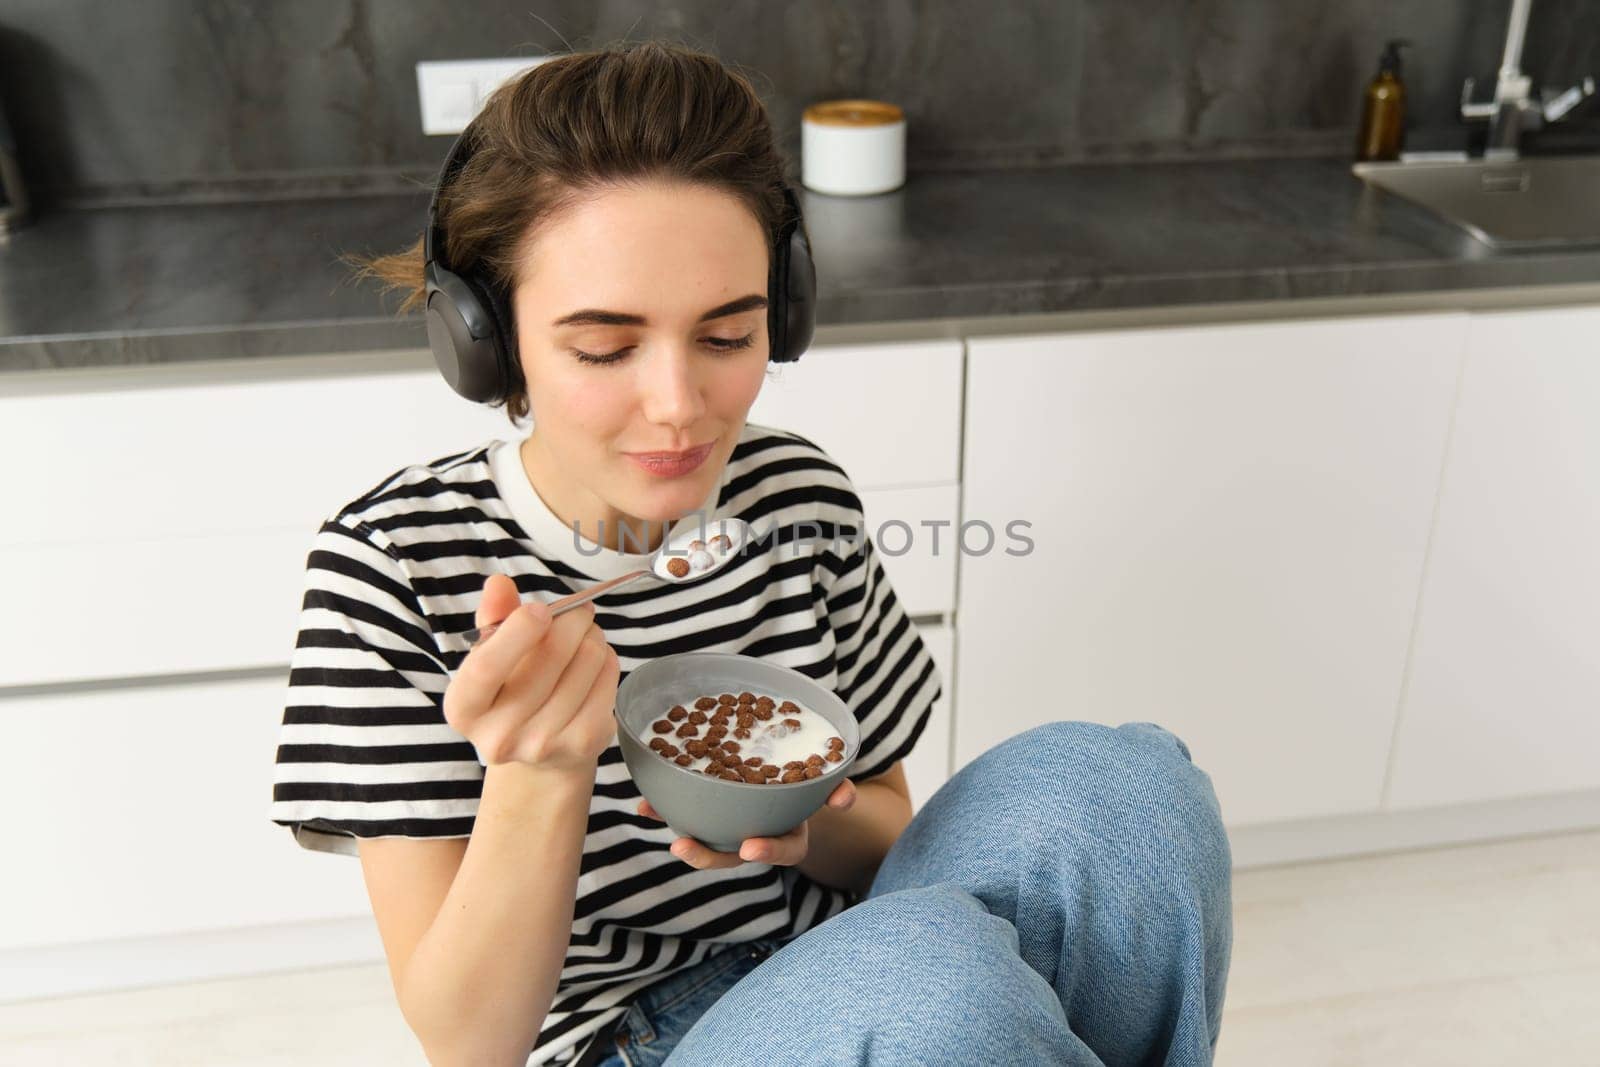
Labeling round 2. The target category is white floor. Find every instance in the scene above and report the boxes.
[4,830,1598,1066]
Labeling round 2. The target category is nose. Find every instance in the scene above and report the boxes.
[637,344,706,432]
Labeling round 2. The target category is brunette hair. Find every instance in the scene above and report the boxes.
[351,40,796,421]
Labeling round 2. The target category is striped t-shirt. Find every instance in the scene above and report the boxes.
[270,422,940,1064]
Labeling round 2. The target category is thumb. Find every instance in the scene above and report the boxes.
[475,573,522,631]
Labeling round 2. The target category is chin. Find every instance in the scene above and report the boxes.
[616,465,720,524]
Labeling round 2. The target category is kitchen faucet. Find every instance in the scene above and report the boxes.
[1459,0,1595,159]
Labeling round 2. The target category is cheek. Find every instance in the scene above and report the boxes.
[713,354,770,414]
[528,363,634,439]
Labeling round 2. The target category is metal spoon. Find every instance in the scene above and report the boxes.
[462,517,755,646]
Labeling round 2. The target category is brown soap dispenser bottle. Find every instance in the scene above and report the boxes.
[1356,39,1410,162]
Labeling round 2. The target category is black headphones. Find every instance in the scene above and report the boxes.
[423,125,818,404]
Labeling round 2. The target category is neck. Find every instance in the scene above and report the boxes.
[518,434,670,555]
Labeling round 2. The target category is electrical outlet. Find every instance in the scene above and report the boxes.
[416,57,551,136]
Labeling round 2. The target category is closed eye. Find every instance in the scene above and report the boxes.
[573,333,757,366]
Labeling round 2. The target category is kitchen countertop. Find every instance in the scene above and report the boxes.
[4,156,1600,375]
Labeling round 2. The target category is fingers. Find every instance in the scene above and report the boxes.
[568,640,621,754]
[474,573,522,630]
[444,599,554,727]
[658,820,811,870]
[506,625,614,765]
[471,615,601,763]
[740,821,808,866]
[496,603,598,713]
[638,790,841,824]
[668,837,746,870]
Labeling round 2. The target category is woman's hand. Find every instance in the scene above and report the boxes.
[636,780,857,869]
[443,574,621,774]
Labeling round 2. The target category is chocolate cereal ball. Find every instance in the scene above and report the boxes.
[668,706,687,721]
[652,720,673,734]
[666,557,690,578]
[694,696,717,711]
[688,710,707,725]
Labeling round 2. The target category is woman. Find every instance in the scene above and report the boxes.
[271,41,1232,1067]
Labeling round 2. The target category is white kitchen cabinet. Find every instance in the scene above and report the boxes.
[858,483,960,617]
[0,358,518,687]
[1387,305,1600,808]
[956,315,1465,826]
[3,341,962,689]
[749,339,965,618]
[747,339,963,489]
[0,675,370,951]
[903,621,954,811]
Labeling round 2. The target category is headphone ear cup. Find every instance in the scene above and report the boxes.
[425,264,514,403]
[769,187,817,364]
[779,223,816,363]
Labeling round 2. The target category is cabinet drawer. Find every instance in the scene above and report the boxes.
[0,675,370,950]
[748,340,962,488]
[858,483,960,617]
[0,358,515,685]
[2,531,310,688]
[0,356,517,548]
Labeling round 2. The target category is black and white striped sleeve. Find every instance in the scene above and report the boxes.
[821,522,942,784]
[270,517,482,856]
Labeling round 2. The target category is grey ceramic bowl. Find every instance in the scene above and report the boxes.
[615,652,860,853]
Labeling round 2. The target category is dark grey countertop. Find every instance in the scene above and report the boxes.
[4,157,1600,374]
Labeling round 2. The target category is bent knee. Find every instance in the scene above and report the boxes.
[807,888,1062,1045]
[815,883,1014,962]
[969,720,1230,872]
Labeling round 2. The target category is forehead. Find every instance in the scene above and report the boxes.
[515,181,770,316]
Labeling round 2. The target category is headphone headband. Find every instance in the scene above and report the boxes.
[422,125,816,405]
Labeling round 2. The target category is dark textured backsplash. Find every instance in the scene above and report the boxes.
[1,0,1596,205]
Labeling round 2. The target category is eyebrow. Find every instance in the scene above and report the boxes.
[551,294,769,328]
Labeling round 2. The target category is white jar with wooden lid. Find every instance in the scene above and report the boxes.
[801,99,905,196]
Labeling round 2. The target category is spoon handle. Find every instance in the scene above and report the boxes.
[461,568,651,647]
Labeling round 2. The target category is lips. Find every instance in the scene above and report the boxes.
[626,442,714,477]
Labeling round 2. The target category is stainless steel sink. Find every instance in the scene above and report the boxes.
[1353,156,1600,249]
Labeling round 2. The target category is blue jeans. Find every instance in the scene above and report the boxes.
[592,721,1233,1066]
